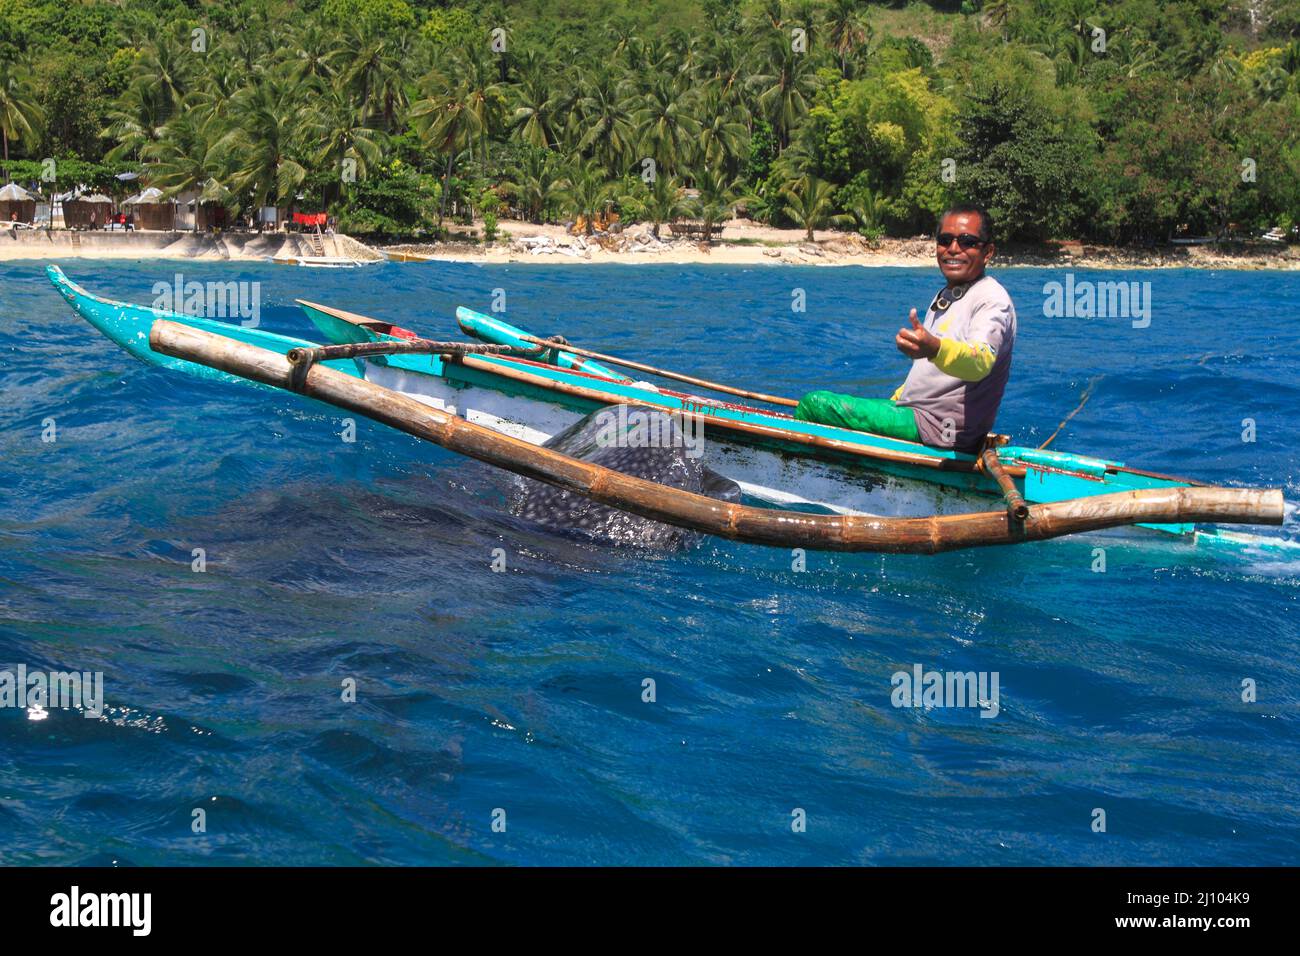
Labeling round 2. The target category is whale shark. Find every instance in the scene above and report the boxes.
[508,404,741,549]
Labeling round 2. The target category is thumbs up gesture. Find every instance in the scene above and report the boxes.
[896,308,940,360]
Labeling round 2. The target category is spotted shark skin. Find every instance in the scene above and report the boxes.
[509,405,741,549]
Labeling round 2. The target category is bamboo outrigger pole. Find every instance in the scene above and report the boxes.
[980,447,1030,522]
[148,320,1285,554]
[509,332,801,408]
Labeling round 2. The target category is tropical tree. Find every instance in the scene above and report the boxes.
[823,0,872,78]
[0,59,41,162]
[220,71,311,217]
[781,174,845,241]
[304,82,384,208]
[559,160,615,234]
[639,172,689,238]
[633,76,702,176]
[749,30,820,147]
[574,66,637,178]
[511,63,565,149]
[411,68,484,231]
[692,166,739,241]
[502,147,567,223]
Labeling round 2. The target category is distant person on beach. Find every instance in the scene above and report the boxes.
[125,211,135,232]
[795,204,1017,453]
[89,211,97,230]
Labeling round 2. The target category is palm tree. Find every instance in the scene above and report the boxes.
[697,37,748,101]
[411,70,484,232]
[845,186,886,241]
[219,71,310,219]
[289,21,342,86]
[304,81,383,208]
[691,166,739,242]
[134,36,192,126]
[559,160,614,235]
[639,173,689,238]
[781,175,846,241]
[143,110,233,229]
[453,49,506,179]
[0,59,41,163]
[633,76,701,176]
[574,66,637,178]
[694,91,749,177]
[102,80,167,162]
[511,64,564,149]
[749,32,819,148]
[340,28,414,132]
[502,147,567,223]
[823,0,872,78]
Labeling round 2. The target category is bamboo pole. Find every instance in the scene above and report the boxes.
[286,339,538,364]
[505,332,800,408]
[147,320,1286,554]
[980,448,1030,521]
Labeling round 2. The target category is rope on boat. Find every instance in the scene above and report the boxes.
[148,320,1286,555]
[1038,375,1102,449]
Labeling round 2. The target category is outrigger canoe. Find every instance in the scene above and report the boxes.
[46,265,1289,555]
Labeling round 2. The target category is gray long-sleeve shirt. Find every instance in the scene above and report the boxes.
[895,275,1016,452]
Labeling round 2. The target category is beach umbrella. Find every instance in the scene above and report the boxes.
[123,187,166,205]
[80,194,114,203]
[0,183,34,201]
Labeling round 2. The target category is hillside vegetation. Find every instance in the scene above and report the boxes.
[1,0,1298,243]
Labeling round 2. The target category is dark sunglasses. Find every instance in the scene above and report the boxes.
[936,232,988,250]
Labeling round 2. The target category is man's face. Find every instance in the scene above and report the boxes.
[935,213,994,285]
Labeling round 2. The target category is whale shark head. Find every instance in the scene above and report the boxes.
[508,404,740,550]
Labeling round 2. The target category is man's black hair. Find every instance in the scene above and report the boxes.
[937,204,994,244]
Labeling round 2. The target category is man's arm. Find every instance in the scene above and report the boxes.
[898,300,1010,383]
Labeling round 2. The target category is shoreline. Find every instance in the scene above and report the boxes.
[2,219,1296,271]
[388,219,1300,271]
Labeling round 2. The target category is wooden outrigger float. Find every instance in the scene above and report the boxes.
[46,265,1289,554]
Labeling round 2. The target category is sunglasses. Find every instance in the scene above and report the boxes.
[936,232,988,250]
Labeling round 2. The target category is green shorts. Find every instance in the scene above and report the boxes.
[794,391,922,442]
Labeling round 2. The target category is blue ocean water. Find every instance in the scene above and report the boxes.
[1,258,1298,866]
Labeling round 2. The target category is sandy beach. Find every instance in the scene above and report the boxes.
[383,217,1300,271]
[379,217,1300,270]
[0,228,382,263]
[3,218,1296,270]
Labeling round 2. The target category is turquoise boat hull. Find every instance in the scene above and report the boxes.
[46,265,364,384]
[48,265,1292,552]
[307,301,1218,535]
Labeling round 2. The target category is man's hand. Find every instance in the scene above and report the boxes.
[896,309,941,360]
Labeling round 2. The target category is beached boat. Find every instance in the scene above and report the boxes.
[270,255,375,268]
[46,264,1288,554]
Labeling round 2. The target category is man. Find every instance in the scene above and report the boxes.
[795,204,1016,453]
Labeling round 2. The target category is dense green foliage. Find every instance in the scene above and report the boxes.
[1,0,1298,241]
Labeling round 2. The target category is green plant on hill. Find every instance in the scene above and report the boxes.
[0,0,1291,246]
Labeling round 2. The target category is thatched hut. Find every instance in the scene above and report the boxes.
[122,187,176,230]
[63,193,114,229]
[0,183,36,224]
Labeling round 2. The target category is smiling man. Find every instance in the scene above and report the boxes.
[795,205,1017,453]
